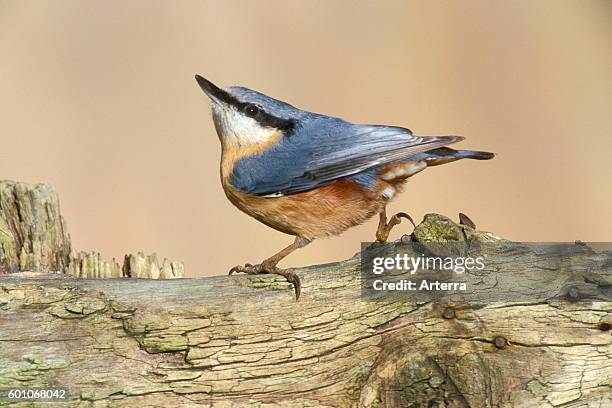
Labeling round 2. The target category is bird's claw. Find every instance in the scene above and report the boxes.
[228,263,266,276]
[280,270,301,301]
[393,212,416,228]
[376,211,417,242]
[228,263,301,301]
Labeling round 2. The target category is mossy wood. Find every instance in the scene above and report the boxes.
[0,181,610,407]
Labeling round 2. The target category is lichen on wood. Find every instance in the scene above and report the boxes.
[0,181,609,407]
[0,217,610,407]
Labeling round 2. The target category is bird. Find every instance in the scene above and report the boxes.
[195,75,494,300]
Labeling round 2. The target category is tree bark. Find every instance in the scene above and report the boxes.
[0,182,610,407]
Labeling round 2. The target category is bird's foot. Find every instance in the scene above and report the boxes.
[229,262,301,301]
[376,211,416,242]
[229,263,269,275]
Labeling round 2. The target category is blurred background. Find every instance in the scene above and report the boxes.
[1,1,610,277]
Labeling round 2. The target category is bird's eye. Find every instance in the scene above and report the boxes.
[244,104,259,118]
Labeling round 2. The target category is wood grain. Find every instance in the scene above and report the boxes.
[0,182,609,407]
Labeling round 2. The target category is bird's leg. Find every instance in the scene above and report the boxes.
[375,207,416,242]
[229,236,311,300]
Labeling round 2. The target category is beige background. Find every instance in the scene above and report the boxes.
[1,1,610,277]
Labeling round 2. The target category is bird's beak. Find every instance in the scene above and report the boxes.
[195,75,233,106]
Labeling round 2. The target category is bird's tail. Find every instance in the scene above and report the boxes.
[422,147,495,166]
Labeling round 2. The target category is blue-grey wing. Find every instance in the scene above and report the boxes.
[230,117,463,196]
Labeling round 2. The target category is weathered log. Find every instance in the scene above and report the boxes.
[0,181,183,279]
[121,252,184,280]
[64,251,184,279]
[0,212,610,407]
[0,181,71,274]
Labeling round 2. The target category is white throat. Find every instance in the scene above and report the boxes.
[212,104,278,148]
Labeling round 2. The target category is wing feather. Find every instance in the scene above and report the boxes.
[231,120,464,196]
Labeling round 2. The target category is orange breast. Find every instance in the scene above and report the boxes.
[219,145,413,239]
[223,178,393,239]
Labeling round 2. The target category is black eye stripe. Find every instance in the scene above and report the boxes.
[235,101,295,132]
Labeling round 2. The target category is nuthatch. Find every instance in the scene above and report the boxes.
[195,75,494,300]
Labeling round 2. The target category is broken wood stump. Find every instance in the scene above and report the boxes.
[0,181,182,279]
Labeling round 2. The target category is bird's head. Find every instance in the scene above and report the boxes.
[195,75,300,149]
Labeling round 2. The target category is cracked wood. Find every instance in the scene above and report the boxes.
[0,213,610,407]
